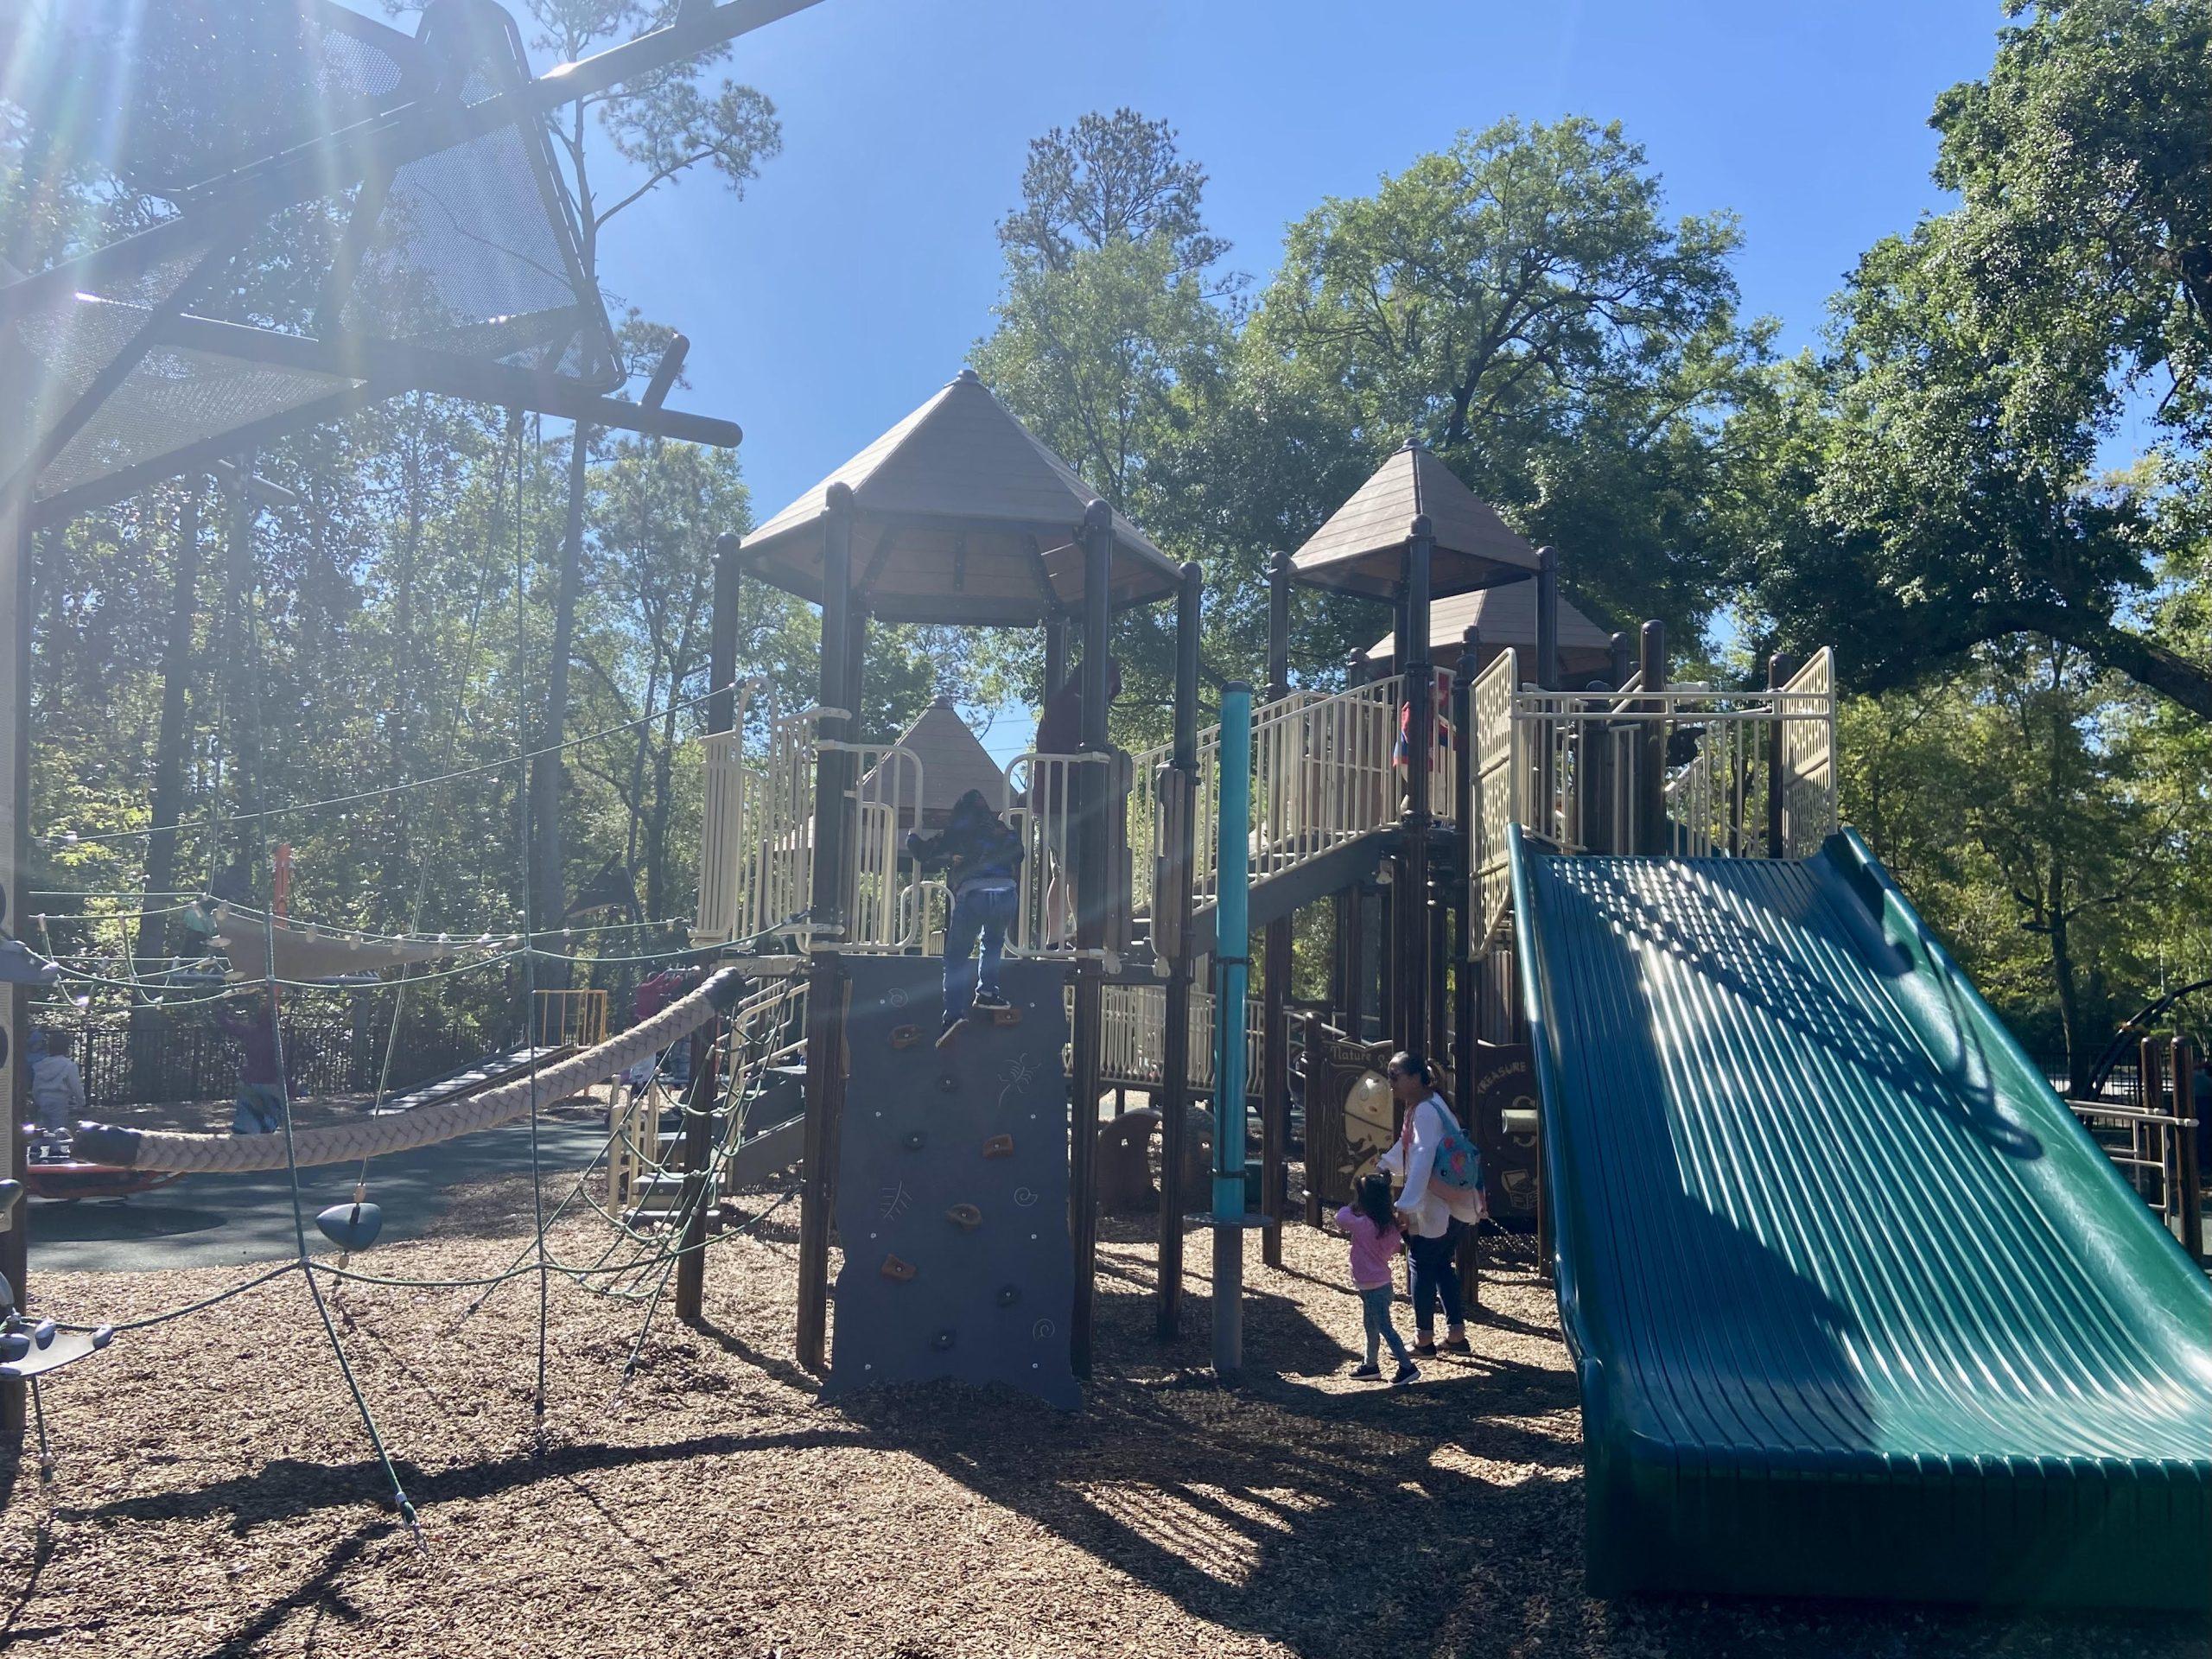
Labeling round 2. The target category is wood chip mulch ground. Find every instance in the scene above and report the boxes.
[2,1185,2204,1658]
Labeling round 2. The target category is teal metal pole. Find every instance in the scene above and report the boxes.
[1212,683,1253,1377]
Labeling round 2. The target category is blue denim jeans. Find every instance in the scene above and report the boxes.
[943,884,1017,1027]
[232,1083,286,1136]
[1359,1284,1410,1367]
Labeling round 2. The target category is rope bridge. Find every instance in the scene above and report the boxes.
[71,969,750,1173]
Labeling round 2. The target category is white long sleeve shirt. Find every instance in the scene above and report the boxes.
[1376,1090,1486,1238]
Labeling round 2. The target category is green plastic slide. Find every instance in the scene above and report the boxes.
[1509,826,2211,1608]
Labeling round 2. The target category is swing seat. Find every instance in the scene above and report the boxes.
[315,1200,385,1250]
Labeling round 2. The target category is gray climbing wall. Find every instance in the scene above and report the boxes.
[825,954,1078,1410]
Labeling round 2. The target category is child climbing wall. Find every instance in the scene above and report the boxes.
[824,955,1079,1409]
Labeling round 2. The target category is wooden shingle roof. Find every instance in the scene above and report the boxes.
[860,697,1007,823]
[1365,580,1618,679]
[1290,440,1543,600]
[741,371,1181,625]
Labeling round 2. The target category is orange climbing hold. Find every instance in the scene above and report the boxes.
[982,1134,1014,1160]
[880,1255,917,1282]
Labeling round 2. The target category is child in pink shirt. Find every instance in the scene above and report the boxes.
[1333,1172,1417,1384]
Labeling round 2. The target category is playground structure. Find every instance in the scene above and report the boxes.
[678,403,2209,1605]
[0,0,2202,1619]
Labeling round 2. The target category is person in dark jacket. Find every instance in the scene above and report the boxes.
[906,789,1024,1041]
[215,988,286,1135]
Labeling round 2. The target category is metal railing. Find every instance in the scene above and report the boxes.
[1003,750,1109,956]
[696,696,823,948]
[841,741,926,952]
[2069,1037,2203,1257]
[1091,981,1268,1095]
[695,688,929,953]
[1498,647,1838,860]
[1128,675,1403,926]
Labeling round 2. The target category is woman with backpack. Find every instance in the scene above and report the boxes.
[906,789,1025,1046]
[1376,1050,1486,1357]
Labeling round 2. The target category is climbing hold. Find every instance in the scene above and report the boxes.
[32,1318,54,1350]
[890,1024,922,1050]
[946,1204,982,1231]
[315,1201,385,1252]
[0,1331,26,1363]
[901,1130,927,1154]
[982,1134,1014,1160]
[0,1179,22,1216]
[937,1073,959,1094]
[995,1284,1020,1308]
[931,1329,956,1351]
[880,1255,917,1282]
[91,1325,113,1351]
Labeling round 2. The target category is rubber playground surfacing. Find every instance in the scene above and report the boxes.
[1,1177,2203,1658]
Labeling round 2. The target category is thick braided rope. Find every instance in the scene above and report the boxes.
[75,968,746,1174]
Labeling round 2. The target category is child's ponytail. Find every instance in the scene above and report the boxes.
[1355,1171,1396,1238]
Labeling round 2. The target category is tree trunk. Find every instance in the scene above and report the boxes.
[531,424,590,978]
[216,463,261,868]
[130,482,204,1097]
[2049,862,2087,1097]
[2015,603,2212,722]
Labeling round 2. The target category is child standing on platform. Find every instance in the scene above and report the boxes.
[1334,1171,1418,1384]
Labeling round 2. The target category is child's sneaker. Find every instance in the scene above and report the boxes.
[1391,1361,1420,1386]
[1413,1335,1438,1357]
[1351,1363,1381,1380]
[971,990,1011,1010]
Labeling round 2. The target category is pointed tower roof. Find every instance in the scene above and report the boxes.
[1365,580,1617,679]
[1290,440,1542,600]
[860,696,1007,823]
[741,370,1181,625]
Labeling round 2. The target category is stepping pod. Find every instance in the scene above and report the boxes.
[315,1201,384,1252]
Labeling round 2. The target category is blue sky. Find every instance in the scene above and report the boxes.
[573,0,2009,753]
[595,0,2006,512]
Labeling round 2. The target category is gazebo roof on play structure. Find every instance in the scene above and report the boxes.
[741,370,1182,626]
[859,697,1007,825]
[1365,579,1617,680]
[1290,440,1542,601]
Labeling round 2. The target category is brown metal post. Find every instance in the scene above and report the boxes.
[1534,547,1560,693]
[2138,1037,2163,1208]
[0,505,27,1433]
[1452,894,1484,1316]
[1336,885,1353,1039]
[1156,562,1202,1338]
[1765,652,1801,858]
[708,533,742,735]
[1637,620,1667,855]
[678,535,744,1328]
[1044,613,1069,711]
[795,961,846,1372]
[673,1017,721,1325]
[1260,553,1291,1266]
[1400,515,1435,1052]
[1069,500,1114,1375]
[1604,631,1633,855]
[2174,1037,2203,1258]
[795,482,855,1371]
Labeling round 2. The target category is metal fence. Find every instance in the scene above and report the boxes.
[46,1010,487,1113]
